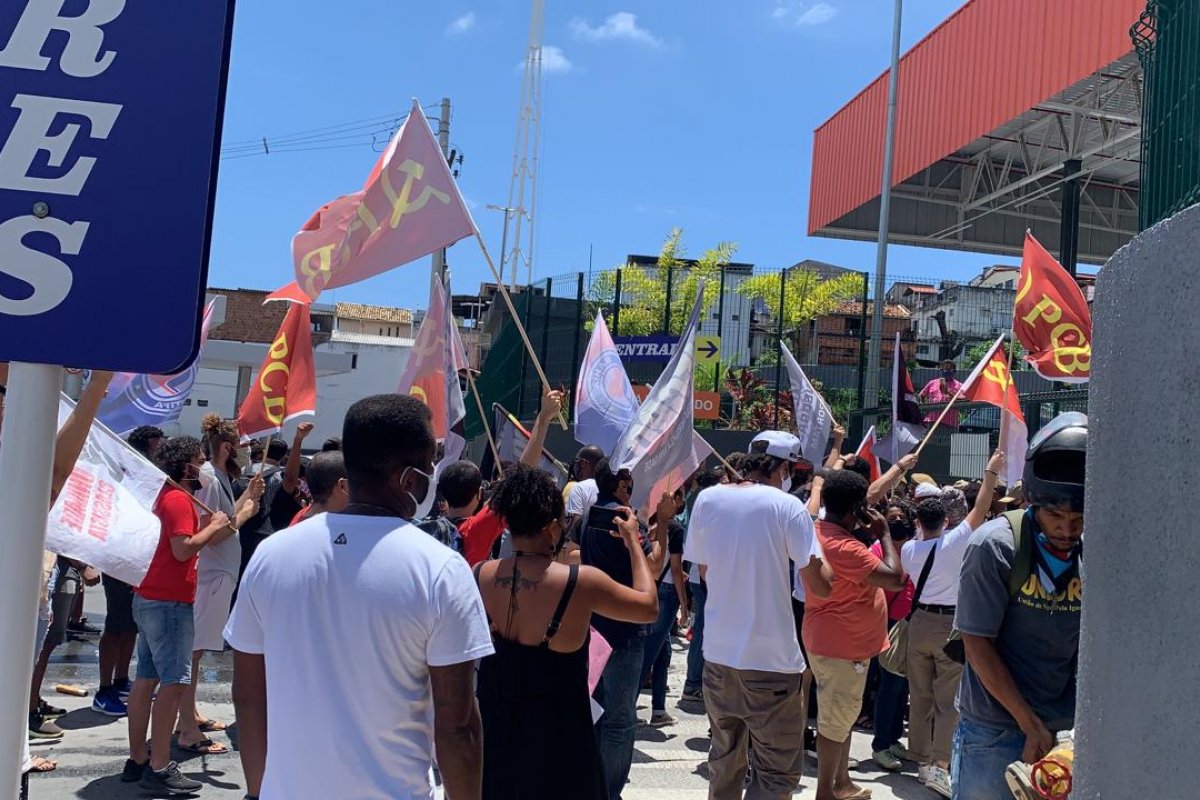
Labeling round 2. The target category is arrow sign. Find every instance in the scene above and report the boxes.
[695,336,721,361]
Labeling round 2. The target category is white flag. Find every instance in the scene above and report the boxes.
[611,286,706,511]
[781,342,833,463]
[47,396,168,586]
[575,310,640,456]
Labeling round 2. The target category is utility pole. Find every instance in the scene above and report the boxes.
[431,97,452,291]
[864,0,903,414]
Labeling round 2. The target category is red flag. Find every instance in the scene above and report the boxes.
[960,335,1027,485]
[855,426,881,483]
[237,302,317,440]
[396,278,467,465]
[1013,233,1093,382]
[278,99,477,302]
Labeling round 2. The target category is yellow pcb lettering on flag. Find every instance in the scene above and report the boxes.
[259,330,291,425]
[1019,291,1092,376]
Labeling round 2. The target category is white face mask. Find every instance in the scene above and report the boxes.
[189,462,215,490]
[781,474,793,494]
[403,465,436,520]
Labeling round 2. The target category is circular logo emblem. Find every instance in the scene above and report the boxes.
[127,367,198,418]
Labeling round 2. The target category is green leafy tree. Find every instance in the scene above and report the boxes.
[587,228,736,335]
[963,339,1028,371]
[736,269,863,354]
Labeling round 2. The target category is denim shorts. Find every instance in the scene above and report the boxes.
[133,596,194,686]
[951,717,1027,800]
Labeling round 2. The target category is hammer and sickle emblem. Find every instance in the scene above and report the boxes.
[382,159,452,229]
[409,385,429,404]
[982,361,1012,392]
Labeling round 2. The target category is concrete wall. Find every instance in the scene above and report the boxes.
[1074,203,1200,797]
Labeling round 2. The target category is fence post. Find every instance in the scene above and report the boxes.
[664,264,674,334]
[773,269,787,428]
[715,266,726,393]
[516,286,531,418]
[857,271,870,411]
[612,269,622,336]
[569,273,585,422]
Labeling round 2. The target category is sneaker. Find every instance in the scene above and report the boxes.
[648,711,676,728]
[121,758,147,783]
[889,743,916,762]
[925,765,953,798]
[37,700,66,719]
[918,764,933,785]
[28,713,64,741]
[92,688,128,717]
[1004,761,1038,800]
[68,618,101,635]
[680,688,704,704]
[139,761,202,795]
[115,678,133,699]
[873,748,902,771]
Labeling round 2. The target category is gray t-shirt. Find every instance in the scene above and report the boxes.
[954,515,1081,732]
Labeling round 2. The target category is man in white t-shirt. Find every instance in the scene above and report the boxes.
[564,445,603,523]
[225,395,493,800]
[899,451,1003,797]
[683,431,831,798]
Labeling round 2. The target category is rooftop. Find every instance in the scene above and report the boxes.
[334,302,413,324]
[832,301,911,319]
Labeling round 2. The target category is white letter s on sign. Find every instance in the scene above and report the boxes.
[0,215,85,316]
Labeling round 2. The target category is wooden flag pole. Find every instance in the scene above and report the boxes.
[913,383,969,459]
[711,450,743,482]
[463,369,503,479]
[166,477,218,517]
[473,232,568,430]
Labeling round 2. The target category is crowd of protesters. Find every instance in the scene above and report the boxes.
[20,376,1086,800]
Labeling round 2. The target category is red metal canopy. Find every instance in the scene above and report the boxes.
[808,0,1146,264]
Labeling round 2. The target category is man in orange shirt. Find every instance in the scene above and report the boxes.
[802,470,906,800]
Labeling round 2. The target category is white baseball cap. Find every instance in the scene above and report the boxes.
[914,482,942,499]
[749,431,803,462]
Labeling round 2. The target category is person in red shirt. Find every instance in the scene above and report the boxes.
[288,452,349,527]
[124,437,240,795]
[802,469,906,800]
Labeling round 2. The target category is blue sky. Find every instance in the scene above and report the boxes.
[210,0,1013,309]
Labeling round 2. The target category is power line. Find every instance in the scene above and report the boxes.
[220,103,441,160]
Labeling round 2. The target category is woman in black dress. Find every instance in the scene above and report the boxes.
[474,464,659,800]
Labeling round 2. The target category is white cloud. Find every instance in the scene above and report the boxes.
[772,1,837,27]
[570,12,664,48]
[446,12,476,35]
[517,45,573,74]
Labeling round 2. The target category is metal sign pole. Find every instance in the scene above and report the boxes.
[0,363,62,795]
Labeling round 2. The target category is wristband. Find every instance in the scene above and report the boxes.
[985,469,999,477]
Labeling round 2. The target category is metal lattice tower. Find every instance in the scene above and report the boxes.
[502,0,545,290]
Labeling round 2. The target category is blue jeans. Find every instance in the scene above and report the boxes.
[951,718,1026,800]
[132,596,195,686]
[594,635,644,800]
[640,581,681,712]
[871,664,909,752]
[684,580,707,694]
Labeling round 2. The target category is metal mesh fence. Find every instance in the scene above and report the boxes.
[1133,0,1200,229]
[478,260,1080,442]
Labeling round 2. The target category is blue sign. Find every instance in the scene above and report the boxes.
[613,335,678,362]
[0,1,236,373]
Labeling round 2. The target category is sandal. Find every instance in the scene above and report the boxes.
[177,737,229,755]
[28,756,57,773]
[197,719,228,733]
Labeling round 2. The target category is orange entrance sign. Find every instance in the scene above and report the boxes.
[632,386,721,421]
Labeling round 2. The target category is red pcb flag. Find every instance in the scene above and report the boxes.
[397,277,467,466]
[237,302,317,440]
[961,335,1027,486]
[1013,233,1093,383]
[855,426,881,483]
[275,99,478,302]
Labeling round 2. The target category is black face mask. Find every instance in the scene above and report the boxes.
[888,520,915,541]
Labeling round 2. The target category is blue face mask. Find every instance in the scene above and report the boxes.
[941,369,956,380]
